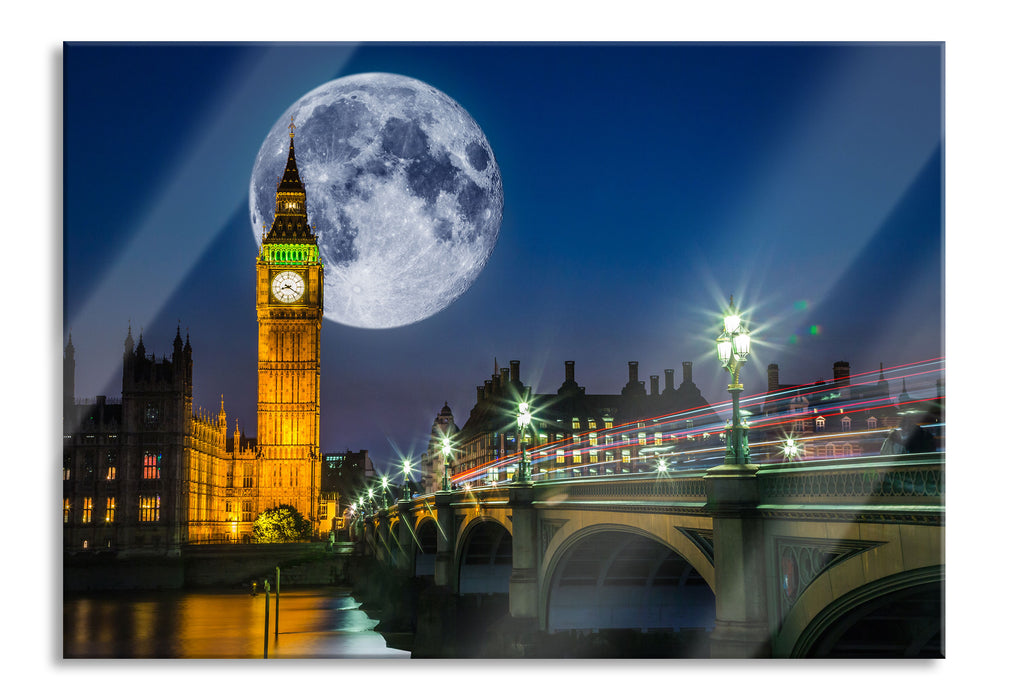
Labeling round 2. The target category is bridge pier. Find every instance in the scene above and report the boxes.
[704,463,770,658]
[508,484,538,621]
[434,490,457,592]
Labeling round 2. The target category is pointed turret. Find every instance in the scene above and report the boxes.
[124,324,134,355]
[173,324,184,358]
[898,378,912,405]
[875,362,890,399]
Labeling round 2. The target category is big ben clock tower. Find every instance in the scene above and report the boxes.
[256,118,324,529]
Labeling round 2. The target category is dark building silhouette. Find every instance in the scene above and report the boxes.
[427,358,717,484]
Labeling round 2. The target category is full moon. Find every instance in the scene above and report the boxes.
[250,73,503,329]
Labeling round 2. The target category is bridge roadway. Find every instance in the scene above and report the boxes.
[359,451,943,657]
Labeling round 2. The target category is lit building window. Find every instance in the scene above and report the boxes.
[572,418,581,430]
[242,501,253,522]
[654,432,663,445]
[841,416,852,432]
[867,416,878,430]
[638,432,647,446]
[604,419,613,430]
[105,497,116,523]
[573,434,581,445]
[64,499,71,523]
[82,497,93,524]
[621,449,631,464]
[556,449,565,464]
[589,450,598,463]
[139,495,160,523]
[815,416,826,432]
[143,452,161,479]
[589,432,598,446]
[572,450,582,464]
[243,465,254,489]
[63,457,71,481]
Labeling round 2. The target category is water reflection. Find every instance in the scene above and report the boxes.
[63,587,409,659]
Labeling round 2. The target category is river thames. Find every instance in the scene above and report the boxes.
[63,586,409,659]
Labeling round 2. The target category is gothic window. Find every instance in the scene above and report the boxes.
[105,497,116,523]
[139,495,160,522]
[242,500,253,522]
[143,452,161,479]
[106,451,117,480]
[82,497,93,524]
[63,499,71,524]
[243,465,254,489]
[63,455,71,481]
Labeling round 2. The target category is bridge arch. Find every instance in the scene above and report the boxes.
[541,524,715,636]
[455,517,513,595]
[786,565,943,657]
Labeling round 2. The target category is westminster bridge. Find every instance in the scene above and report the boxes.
[357,451,943,657]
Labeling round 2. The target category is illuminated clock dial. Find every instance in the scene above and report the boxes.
[272,270,305,303]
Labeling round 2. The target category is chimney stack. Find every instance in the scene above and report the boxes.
[768,363,779,394]
[664,369,676,394]
[510,360,520,385]
[650,375,659,396]
[833,361,850,386]
[628,361,639,384]
[565,360,575,383]
[682,361,693,385]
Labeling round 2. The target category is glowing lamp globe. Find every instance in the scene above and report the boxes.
[732,331,751,358]
[724,314,741,334]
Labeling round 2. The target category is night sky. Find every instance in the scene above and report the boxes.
[63,42,943,476]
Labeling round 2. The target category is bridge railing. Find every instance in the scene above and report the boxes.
[755,452,944,508]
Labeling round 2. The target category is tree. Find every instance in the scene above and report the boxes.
[252,504,312,543]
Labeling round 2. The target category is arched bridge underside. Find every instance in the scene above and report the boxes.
[365,453,944,657]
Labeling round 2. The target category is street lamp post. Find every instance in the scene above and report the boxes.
[516,390,533,483]
[440,436,453,491]
[401,459,413,499]
[716,295,752,466]
[380,476,389,509]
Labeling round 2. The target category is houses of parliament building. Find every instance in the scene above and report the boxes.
[63,122,328,554]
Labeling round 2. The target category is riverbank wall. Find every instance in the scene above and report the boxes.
[63,543,353,592]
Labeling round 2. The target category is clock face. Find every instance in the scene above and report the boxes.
[272,271,305,303]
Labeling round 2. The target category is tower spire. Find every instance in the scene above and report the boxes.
[265,117,312,242]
